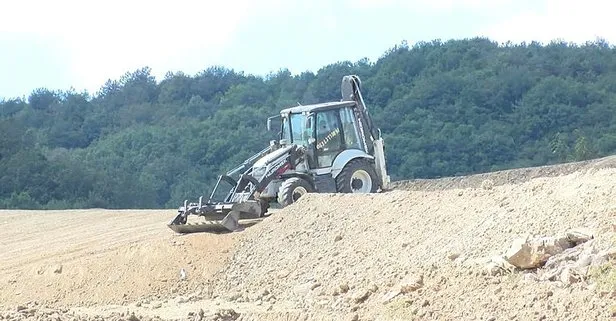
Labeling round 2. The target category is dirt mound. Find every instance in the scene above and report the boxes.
[208,160,616,320]
[391,154,616,191]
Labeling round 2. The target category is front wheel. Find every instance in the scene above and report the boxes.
[336,158,379,193]
[258,199,270,217]
[277,177,315,207]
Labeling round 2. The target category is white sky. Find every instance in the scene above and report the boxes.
[1,0,615,99]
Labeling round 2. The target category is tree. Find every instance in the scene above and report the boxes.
[2,38,616,209]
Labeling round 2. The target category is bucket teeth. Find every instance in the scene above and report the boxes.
[167,221,234,234]
[167,218,263,234]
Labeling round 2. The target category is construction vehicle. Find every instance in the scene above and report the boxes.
[168,75,390,233]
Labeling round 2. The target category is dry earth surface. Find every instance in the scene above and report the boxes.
[3,156,616,320]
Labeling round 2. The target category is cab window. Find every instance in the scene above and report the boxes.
[281,116,290,141]
[282,113,310,146]
[339,107,362,150]
[315,110,343,167]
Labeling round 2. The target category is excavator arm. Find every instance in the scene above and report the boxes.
[341,75,380,142]
[341,75,391,189]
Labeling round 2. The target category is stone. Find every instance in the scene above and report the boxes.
[576,254,593,268]
[380,273,424,304]
[485,256,516,276]
[448,252,461,261]
[505,236,572,269]
[294,283,313,296]
[399,273,424,293]
[566,228,594,245]
[228,292,242,302]
[276,269,291,279]
[544,247,582,269]
[347,313,359,321]
[352,289,371,303]
[485,261,503,276]
[369,284,378,292]
[598,248,616,261]
[560,267,580,285]
[213,309,239,320]
[592,254,608,267]
[53,265,63,274]
[259,288,270,298]
[522,273,539,282]
[381,291,399,304]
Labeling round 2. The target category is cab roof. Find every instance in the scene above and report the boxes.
[279,100,356,114]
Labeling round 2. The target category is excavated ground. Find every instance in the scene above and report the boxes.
[2,156,616,320]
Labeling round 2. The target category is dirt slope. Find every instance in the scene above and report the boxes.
[208,156,616,320]
[2,156,616,320]
[391,154,616,191]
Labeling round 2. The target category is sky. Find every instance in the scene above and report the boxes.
[1,0,614,100]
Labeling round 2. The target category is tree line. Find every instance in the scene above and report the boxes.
[1,37,615,209]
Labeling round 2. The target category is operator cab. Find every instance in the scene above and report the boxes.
[272,101,367,169]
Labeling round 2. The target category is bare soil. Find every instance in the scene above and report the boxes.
[0,210,236,310]
[3,156,616,320]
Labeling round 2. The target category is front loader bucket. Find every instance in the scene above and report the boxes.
[230,201,262,219]
[167,216,264,234]
[167,200,265,234]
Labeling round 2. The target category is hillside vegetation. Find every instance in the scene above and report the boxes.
[2,38,616,209]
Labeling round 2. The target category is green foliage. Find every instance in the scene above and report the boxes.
[590,261,616,293]
[2,38,616,208]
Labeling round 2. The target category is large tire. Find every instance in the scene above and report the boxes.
[277,177,314,207]
[336,158,379,193]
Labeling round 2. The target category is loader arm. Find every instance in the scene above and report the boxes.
[341,75,380,142]
[168,144,305,233]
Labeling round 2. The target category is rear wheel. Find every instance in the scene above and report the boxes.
[336,158,379,193]
[277,177,314,207]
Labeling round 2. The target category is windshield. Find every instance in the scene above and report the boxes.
[281,113,311,145]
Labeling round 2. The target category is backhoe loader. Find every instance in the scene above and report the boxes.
[168,75,390,233]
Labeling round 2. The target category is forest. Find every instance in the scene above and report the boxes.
[1,37,615,209]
